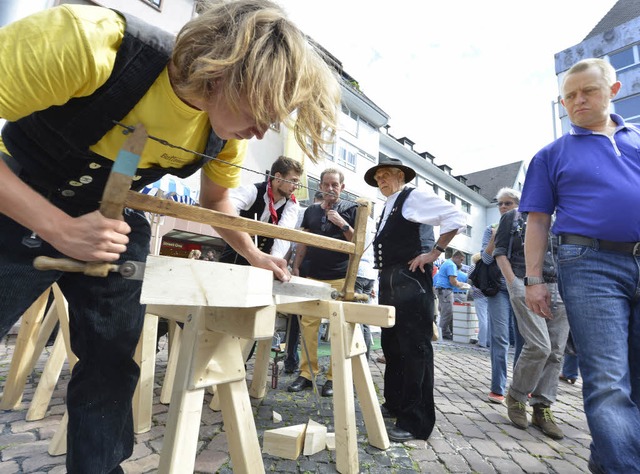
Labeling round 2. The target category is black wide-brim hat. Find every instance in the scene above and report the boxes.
[364,155,416,187]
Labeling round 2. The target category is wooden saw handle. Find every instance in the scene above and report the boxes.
[34,256,118,277]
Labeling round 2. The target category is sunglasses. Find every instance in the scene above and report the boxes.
[321,215,331,232]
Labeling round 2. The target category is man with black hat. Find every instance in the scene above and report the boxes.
[364,155,466,442]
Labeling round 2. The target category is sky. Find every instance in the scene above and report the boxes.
[274,0,620,175]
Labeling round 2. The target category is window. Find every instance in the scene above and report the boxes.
[336,140,357,171]
[340,105,358,136]
[608,45,639,72]
[461,200,471,213]
[614,94,640,125]
[462,225,472,237]
[444,191,456,204]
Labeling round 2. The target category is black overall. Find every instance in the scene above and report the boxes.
[0,10,223,474]
[374,187,436,440]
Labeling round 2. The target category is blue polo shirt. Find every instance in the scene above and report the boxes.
[433,258,458,289]
[520,114,640,242]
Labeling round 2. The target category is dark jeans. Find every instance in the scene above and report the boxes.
[0,209,149,474]
[354,276,374,359]
[379,263,435,440]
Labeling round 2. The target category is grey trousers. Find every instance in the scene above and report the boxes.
[507,278,570,406]
[436,288,454,338]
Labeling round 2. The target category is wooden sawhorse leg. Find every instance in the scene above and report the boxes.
[158,307,266,474]
[0,288,51,410]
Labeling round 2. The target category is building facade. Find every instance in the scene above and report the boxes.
[555,0,640,131]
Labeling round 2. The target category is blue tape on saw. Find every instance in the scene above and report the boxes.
[112,150,140,176]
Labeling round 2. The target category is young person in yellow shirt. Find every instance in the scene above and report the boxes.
[0,2,340,472]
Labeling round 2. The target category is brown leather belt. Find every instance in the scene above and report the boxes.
[559,234,640,256]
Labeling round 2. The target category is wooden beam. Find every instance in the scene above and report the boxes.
[275,300,395,328]
[341,198,371,301]
[126,191,355,255]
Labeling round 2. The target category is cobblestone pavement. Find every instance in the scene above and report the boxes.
[0,331,590,473]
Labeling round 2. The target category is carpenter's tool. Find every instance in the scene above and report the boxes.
[33,124,148,277]
[33,256,145,280]
[33,257,341,303]
[272,276,338,301]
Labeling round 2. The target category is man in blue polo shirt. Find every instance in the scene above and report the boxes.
[433,251,468,339]
[521,58,640,474]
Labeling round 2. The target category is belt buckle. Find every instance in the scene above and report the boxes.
[633,242,640,256]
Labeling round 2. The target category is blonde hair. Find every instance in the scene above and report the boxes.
[563,58,617,91]
[172,0,341,161]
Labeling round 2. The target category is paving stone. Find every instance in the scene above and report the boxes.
[511,451,550,473]
[0,334,593,473]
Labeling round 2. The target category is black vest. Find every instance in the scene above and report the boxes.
[1,10,225,216]
[373,187,422,269]
[218,181,287,265]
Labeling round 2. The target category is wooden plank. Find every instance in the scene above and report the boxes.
[303,419,327,455]
[51,285,77,368]
[203,306,276,340]
[0,289,50,410]
[26,331,66,421]
[275,300,395,328]
[218,380,265,472]
[25,299,59,378]
[141,256,274,308]
[132,314,158,434]
[160,322,181,405]
[328,301,359,474]
[188,330,245,390]
[351,353,390,450]
[48,411,68,456]
[248,339,271,399]
[262,424,307,460]
[158,308,208,474]
[126,191,355,254]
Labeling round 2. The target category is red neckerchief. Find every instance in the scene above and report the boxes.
[266,180,296,225]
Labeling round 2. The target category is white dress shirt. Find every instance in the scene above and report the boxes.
[229,183,300,258]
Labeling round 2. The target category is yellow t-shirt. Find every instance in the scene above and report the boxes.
[0,4,245,188]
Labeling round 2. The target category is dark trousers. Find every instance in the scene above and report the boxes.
[379,263,436,440]
[284,314,300,371]
[0,209,149,474]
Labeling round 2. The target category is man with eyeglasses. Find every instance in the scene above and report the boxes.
[287,168,357,397]
[219,155,303,266]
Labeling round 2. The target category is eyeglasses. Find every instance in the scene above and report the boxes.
[321,215,330,232]
[497,201,515,207]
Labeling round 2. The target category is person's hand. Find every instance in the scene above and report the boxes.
[408,251,437,273]
[459,282,471,290]
[46,210,131,262]
[246,251,291,282]
[325,209,347,228]
[525,284,553,319]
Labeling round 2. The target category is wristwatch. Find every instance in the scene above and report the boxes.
[341,224,350,232]
[434,244,446,253]
[523,276,545,286]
